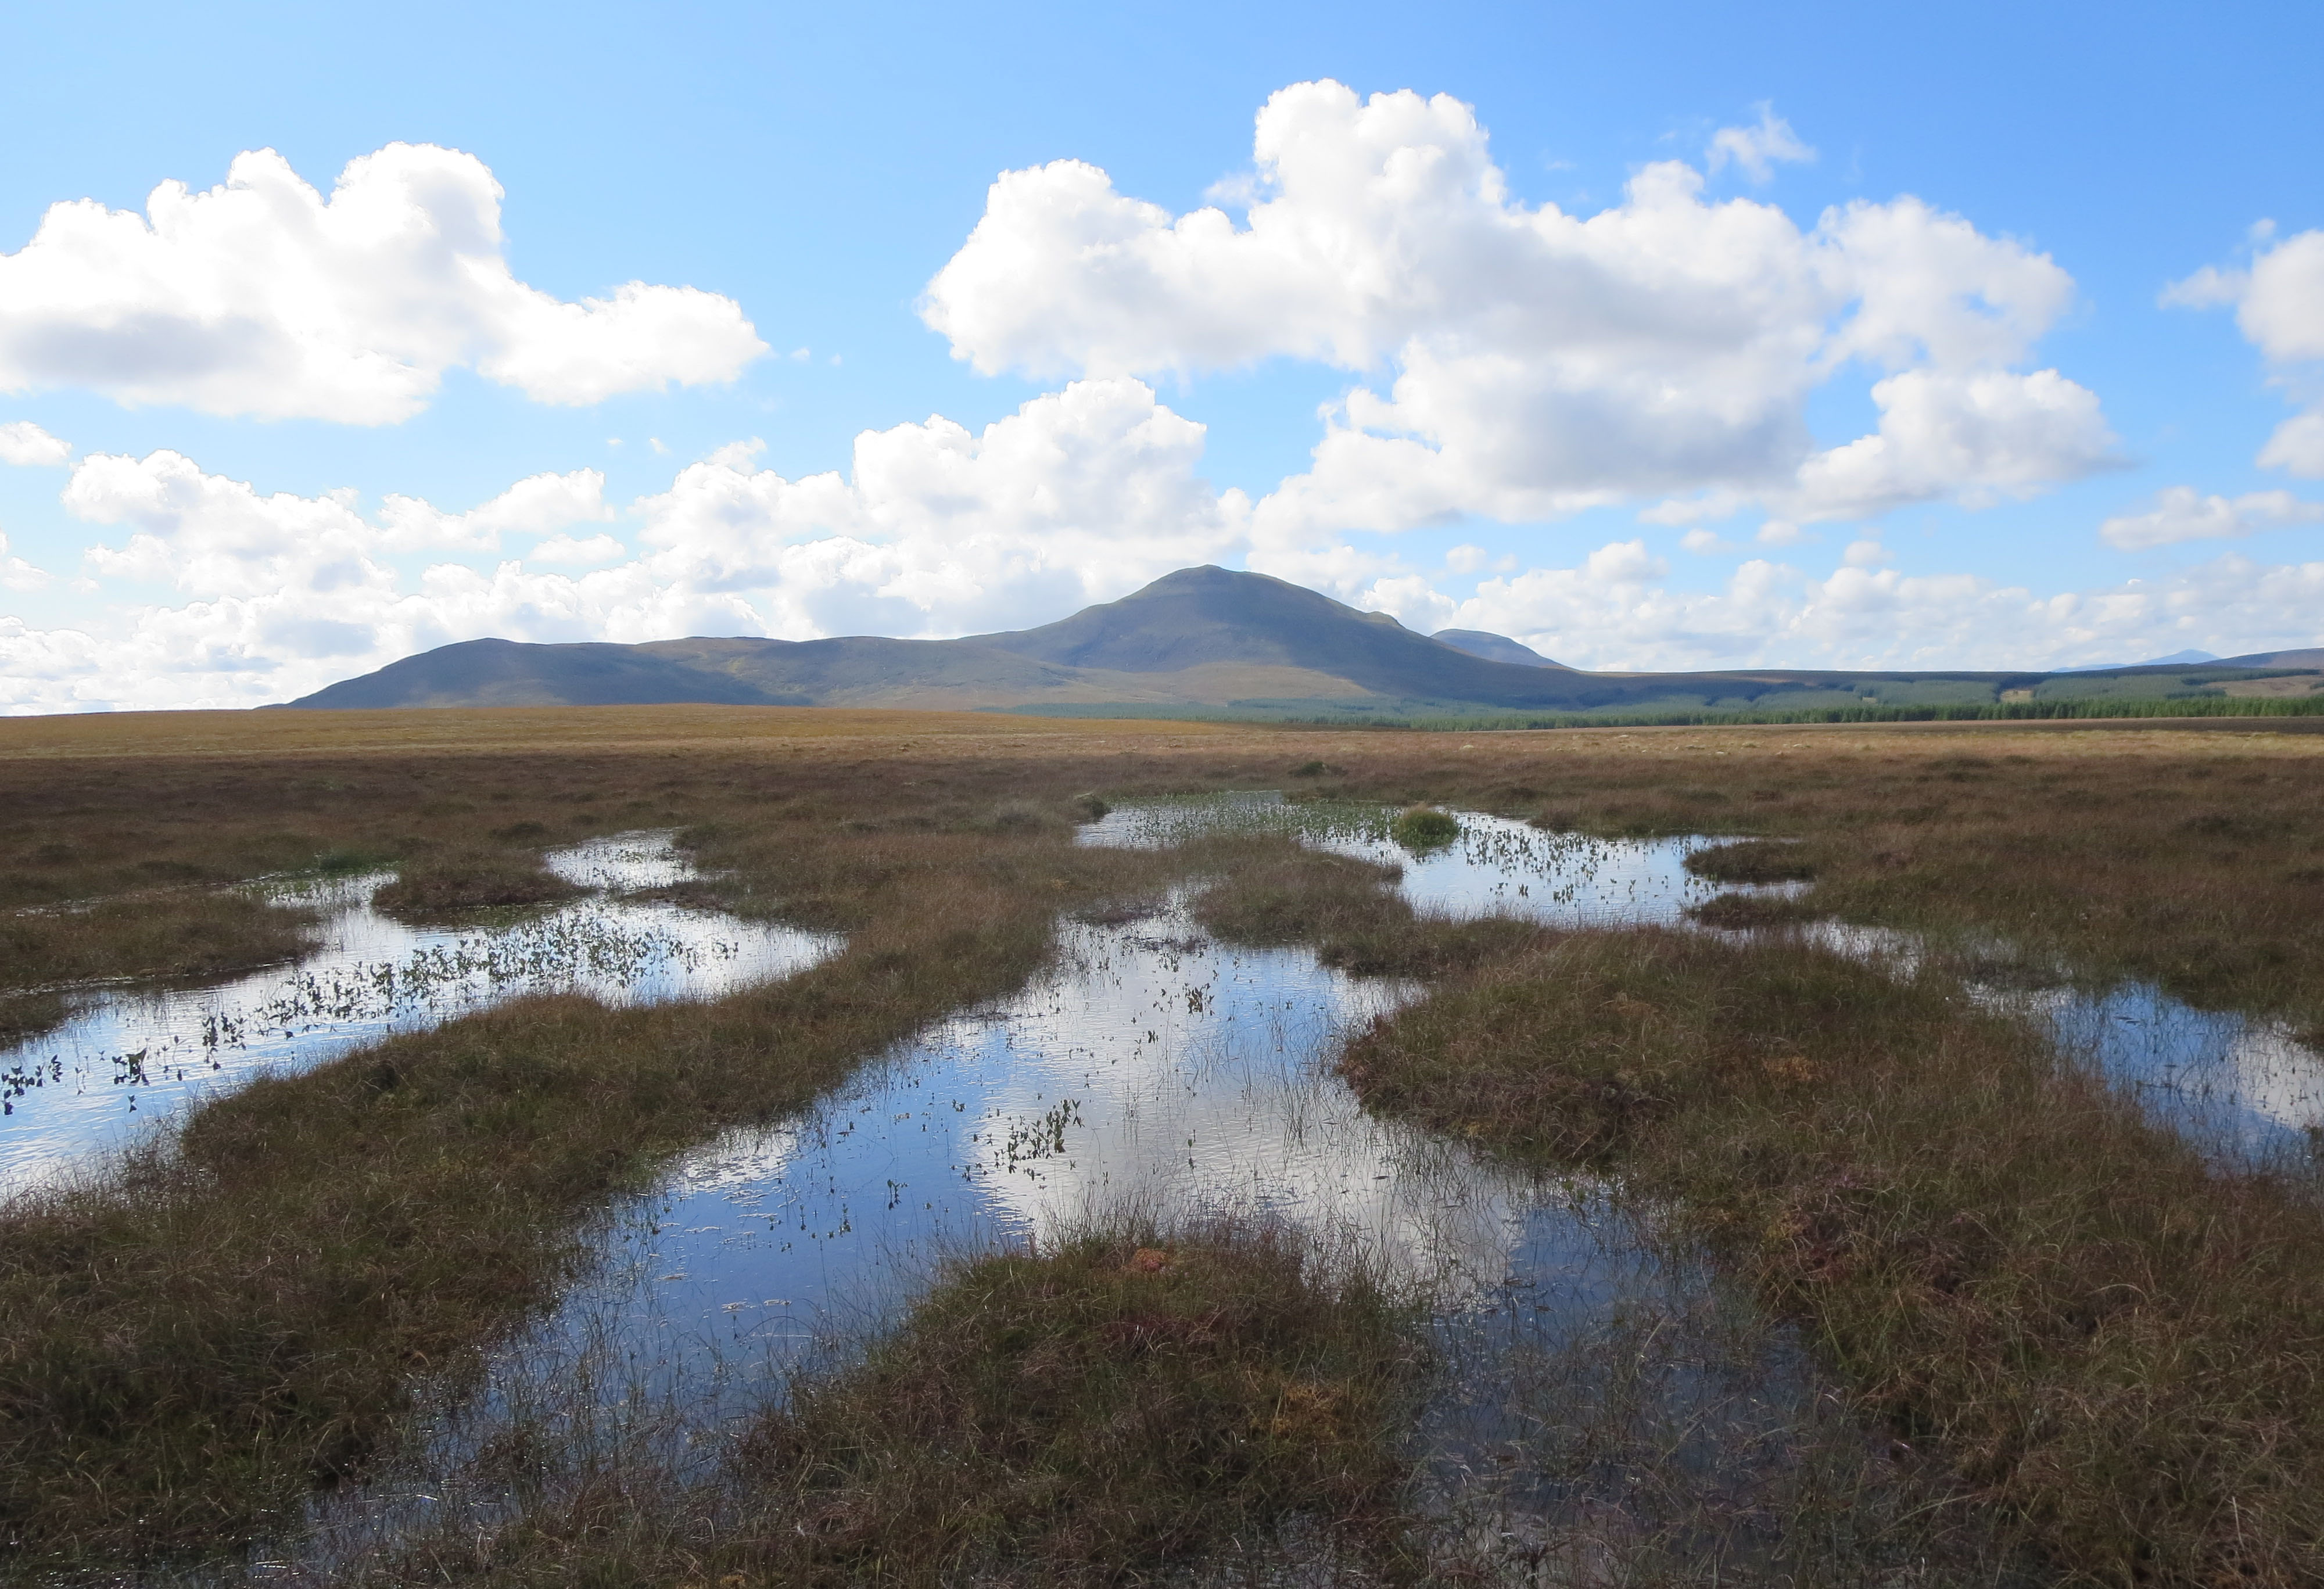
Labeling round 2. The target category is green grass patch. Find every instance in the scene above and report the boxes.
[1389,804,1459,850]
[993,693,2324,730]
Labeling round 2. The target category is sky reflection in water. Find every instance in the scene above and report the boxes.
[0,833,835,1193]
[21,798,2315,1573]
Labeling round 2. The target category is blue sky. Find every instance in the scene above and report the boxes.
[2,0,2319,709]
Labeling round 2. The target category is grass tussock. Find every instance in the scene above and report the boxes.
[0,992,67,1041]
[0,825,1187,1567]
[1187,837,1530,978]
[435,1219,1419,1586]
[1681,836,1819,883]
[1,889,319,1003]
[1342,927,2324,1584]
[1389,804,1459,849]
[1683,889,1818,930]
[370,845,586,920]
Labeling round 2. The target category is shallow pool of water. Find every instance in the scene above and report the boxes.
[95,797,2323,1577]
[0,833,835,1194]
[1796,920,2324,1161]
[1084,792,1745,927]
[274,815,1803,1573]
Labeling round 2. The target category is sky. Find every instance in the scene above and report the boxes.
[2,0,2320,712]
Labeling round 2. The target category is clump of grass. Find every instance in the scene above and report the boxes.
[1188,836,1526,978]
[1681,837,1817,883]
[1,890,320,997]
[1684,891,1817,930]
[312,845,394,876]
[370,846,586,921]
[372,1219,1421,1586]
[1390,804,1458,850]
[741,1219,1416,1582]
[985,797,1071,835]
[1343,927,2324,1584]
[0,992,67,1041]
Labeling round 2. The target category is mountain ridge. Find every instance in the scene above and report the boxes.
[278,565,2322,718]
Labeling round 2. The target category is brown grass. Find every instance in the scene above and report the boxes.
[0,816,1194,1568]
[6,705,2322,1024]
[0,890,319,1001]
[8,704,2324,1576]
[388,1218,1419,1586]
[370,845,586,920]
[1342,927,2324,1584]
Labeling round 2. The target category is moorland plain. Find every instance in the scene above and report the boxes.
[3,704,2323,1583]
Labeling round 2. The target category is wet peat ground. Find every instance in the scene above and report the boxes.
[5,709,2324,1584]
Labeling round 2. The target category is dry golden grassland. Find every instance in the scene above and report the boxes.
[3,703,2322,1583]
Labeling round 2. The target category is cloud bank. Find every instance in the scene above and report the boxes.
[4,389,2316,715]
[1,381,1247,711]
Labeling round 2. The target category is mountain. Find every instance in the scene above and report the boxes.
[2056,649,2220,673]
[287,566,1647,713]
[2218,648,2324,669]
[1432,628,1566,668]
[958,567,1591,705]
[277,565,2322,718]
[288,638,810,709]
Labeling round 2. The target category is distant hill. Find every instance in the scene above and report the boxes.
[288,638,811,709]
[2220,648,2324,669]
[2056,649,2219,673]
[278,565,2323,720]
[1432,628,1566,668]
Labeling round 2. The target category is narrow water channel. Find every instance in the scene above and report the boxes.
[0,833,835,1193]
[19,799,2316,1579]
[264,810,1826,1577]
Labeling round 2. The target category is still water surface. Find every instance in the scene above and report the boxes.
[6,801,2314,1574]
[0,833,834,1193]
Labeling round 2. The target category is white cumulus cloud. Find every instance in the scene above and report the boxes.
[1348,539,2323,675]
[1706,104,1814,184]
[631,378,1248,639]
[2099,485,2324,551]
[1792,368,2118,519]
[0,145,766,424]
[376,469,614,553]
[2167,227,2324,477]
[0,420,72,467]
[1,380,1246,711]
[0,533,50,591]
[926,80,2112,540]
[528,532,628,565]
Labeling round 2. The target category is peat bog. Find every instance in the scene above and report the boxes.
[3,705,2323,1585]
